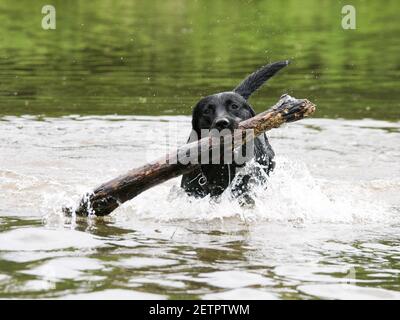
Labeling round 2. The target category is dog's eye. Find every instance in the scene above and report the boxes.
[231,104,239,110]
[203,105,214,115]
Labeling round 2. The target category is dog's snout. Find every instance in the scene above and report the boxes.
[215,118,230,129]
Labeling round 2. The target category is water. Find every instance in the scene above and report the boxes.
[0,0,400,299]
[0,116,399,299]
[0,0,399,120]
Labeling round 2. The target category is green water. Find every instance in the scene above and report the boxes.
[0,0,399,119]
[1,0,400,300]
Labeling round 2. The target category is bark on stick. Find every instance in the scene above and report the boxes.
[63,94,316,217]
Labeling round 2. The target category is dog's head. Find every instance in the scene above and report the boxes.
[191,60,289,135]
[192,92,254,133]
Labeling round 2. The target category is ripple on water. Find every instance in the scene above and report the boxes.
[129,277,186,289]
[197,270,274,289]
[21,280,56,292]
[61,289,166,300]
[21,257,104,281]
[0,274,11,283]
[0,227,103,251]
[116,257,179,269]
[298,284,400,300]
[0,116,399,299]
[202,288,278,300]
[274,264,358,283]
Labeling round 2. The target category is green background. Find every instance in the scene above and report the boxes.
[0,0,399,119]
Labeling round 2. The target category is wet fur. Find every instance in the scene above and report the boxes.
[181,61,289,201]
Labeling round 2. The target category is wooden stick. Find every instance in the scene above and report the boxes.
[63,94,316,217]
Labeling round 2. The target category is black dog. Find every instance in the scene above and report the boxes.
[181,61,289,202]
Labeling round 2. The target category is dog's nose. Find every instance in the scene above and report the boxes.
[215,118,230,129]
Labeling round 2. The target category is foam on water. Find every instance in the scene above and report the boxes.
[0,115,399,226]
[0,115,400,299]
[109,157,398,225]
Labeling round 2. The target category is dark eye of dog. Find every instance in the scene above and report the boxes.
[203,105,214,115]
[231,104,239,110]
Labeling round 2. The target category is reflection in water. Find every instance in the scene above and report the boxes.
[1,217,400,299]
[0,115,399,299]
[0,0,399,300]
[0,0,399,119]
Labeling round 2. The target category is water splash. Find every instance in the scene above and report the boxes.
[0,116,398,226]
[112,156,397,225]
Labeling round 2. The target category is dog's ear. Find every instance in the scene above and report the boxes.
[246,103,256,117]
[234,60,290,100]
[190,100,203,135]
[191,114,199,135]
